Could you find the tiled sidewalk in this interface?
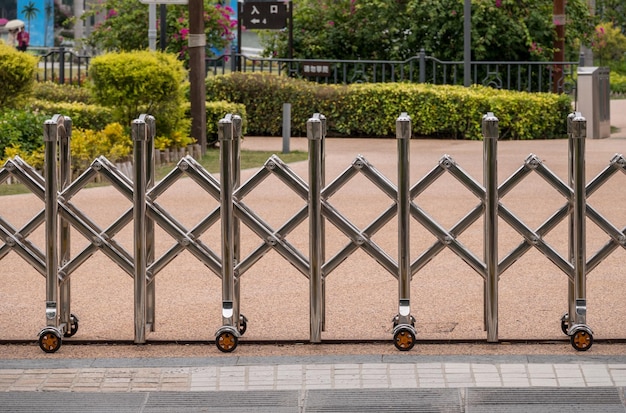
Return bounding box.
[2,358,626,392]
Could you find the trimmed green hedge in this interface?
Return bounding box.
[206,72,338,137]
[33,81,94,104]
[206,73,572,140]
[30,99,114,131]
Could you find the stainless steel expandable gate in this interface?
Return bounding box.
[1,111,625,353]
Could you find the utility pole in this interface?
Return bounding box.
[463,0,471,87]
[149,4,157,50]
[553,0,565,93]
[188,0,207,153]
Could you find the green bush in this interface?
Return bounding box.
[610,72,626,95]
[206,73,571,140]
[0,109,47,159]
[29,99,114,131]
[33,82,94,104]
[88,50,190,138]
[0,44,38,109]
[206,72,338,136]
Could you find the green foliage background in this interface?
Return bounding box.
[261,0,595,62]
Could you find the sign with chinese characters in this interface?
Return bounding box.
[303,63,331,77]
[241,1,289,30]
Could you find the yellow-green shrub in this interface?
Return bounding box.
[154,131,196,151]
[70,123,131,172]
[1,143,45,170]
[0,43,38,109]
[89,51,189,138]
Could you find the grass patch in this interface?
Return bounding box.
[0,149,308,197]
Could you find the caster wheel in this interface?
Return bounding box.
[560,313,568,335]
[38,329,62,353]
[570,330,593,351]
[393,327,416,351]
[238,314,248,336]
[64,314,79,337]
[216,330,238,353]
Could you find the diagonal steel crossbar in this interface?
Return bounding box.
[409,155,487,278]
[147,156,223,280]
[233,155,310,278]
[585,154,626,273]
[57,156,135,280]
[497,154,575,279]
[0,157,46,275]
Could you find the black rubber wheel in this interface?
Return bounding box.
[570,330,593,351]
[560,313,568,335]
[238,315,248,336]
[216,331,238,353]
[393,328,416,351]
[64,314,79,337]
[38,330,62,353]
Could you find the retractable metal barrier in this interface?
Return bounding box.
[1,111,624,353]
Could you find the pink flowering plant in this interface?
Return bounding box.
[84,0,234,59]
[165,2,235,66]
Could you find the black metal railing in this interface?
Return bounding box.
[34,47,578,94]
[36,47,90,86]
[207,49,580,94]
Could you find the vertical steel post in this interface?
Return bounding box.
[396,113,411,318]
[232,115,243,330]
[282,103,291,154]
[144,115,156,332]
[44,116,60,328]
[307,115,323,343]
[59,116,72,330]
[571,113,587,325]
[482,112,499,343]
[318,114,327,332]
[132,118,148,344]
[566,113,577,326]
[219,116,235,327]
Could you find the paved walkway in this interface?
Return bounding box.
[2,354,626,411]
[2,354,626,392]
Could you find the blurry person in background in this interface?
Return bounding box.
[16,27,29,51]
